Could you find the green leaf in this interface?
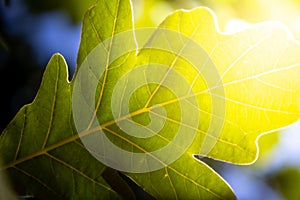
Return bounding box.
[268,167,300,200]
[158,8,300,163]
[0,54,120,199]
[74,0,235,199]
[2,0,300,199]
[76,0,134,67]
[256,132,280,166]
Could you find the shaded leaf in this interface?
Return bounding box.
[102,168,136,200]
[0,54,120,199]
[268,167,300,200]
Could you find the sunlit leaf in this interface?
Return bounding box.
[257,132,279,162]
[158,8,300,163]
[1,0,300,199]
[74,0,235,198]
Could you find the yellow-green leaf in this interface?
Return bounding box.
[2,0,300,199]
[158,8,300,163]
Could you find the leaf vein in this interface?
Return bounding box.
[42,59,60,148]
[46,153,116,193]
[14,166,61,197]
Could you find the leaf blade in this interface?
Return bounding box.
[158,8,300,163]
[72,1,236,198]
[0,54,120,199]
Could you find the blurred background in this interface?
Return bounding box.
[1,0,300,199]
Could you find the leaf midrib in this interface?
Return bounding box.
[1,90,253,171]
[1,105,226,199]
[6,49,289,171]
[143,18,203,108]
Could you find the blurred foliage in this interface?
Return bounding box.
[132,0,199,27]
[0,35,8,50]
[268,167,300,200]
[4,0,9,6]
[24,0,96,22]
[213,0,300,40]
[133,0,300,39]
[0,33,43,132]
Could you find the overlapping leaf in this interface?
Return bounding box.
[1,0,300,199]
[158,9,300,163]
[0,55,120,199]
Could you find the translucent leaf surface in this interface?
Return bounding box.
[2,0,300,199]
[158,9,300,163]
